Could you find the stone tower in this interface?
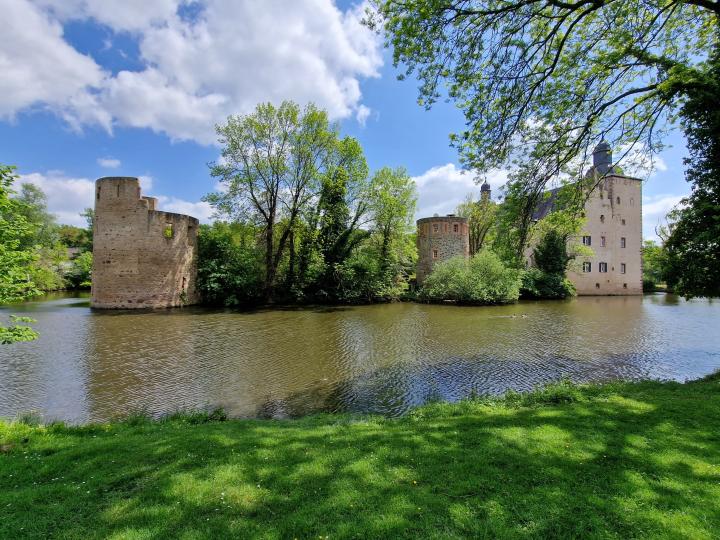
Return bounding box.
[91,177,200,309]
[416,215,469,284]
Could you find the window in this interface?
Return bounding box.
[621,219,626,225]
[599,262,608,273]
[453,223,459,233]
[600,236,606,247]
[96,186,101,200]
[432,249,438,259]
[600,214,605,223]
[616,196,621,204]
[596,283,600,289]
[583,262,591,273]
[433,223,439,233]
[621,263,626,274]
[582,235,592,246]
[621,237,626,248]
[623,283,628,289]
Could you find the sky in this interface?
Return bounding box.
[0,0,690,241]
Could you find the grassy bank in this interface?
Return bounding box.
[2,376,719,539]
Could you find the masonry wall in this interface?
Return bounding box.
[416,216,469,284]
[568,174,643,295]
[91,177,200,309]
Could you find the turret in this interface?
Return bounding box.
[592,141,613,175]
[480,180,491,201]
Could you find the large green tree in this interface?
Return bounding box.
[207,101,337,300]
[662,44,720,298]
[372,0,720,277]
[0,165,39,343]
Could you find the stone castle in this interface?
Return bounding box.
[416,143,643,295]
[91,177,200,309]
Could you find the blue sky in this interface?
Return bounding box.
[1,0,689,241]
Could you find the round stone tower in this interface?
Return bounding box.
[91,177,200,309]
[416,215,469,284]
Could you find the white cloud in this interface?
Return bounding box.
[17,170,210,226]
[642,193,686,242]
[18,171,96,226]
[97,157,121,168]
[155,196,214,223]
[3,1,382,144]
[0,0,108,127]
[412,163,507,219]
[355,104,371,127]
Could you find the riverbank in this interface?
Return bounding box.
[2,375,719,539]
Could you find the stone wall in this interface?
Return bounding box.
[416,216,469,284]
[91,177,200,309]
[567,174,643,295]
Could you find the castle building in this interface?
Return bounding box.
[416,215,469,284]
[91,177,200,309]
[415,143,643,295]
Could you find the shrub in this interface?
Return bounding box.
[521,268,576,299]
[420,250,521,305]
[643,278,658,292]
[64,251,92,288]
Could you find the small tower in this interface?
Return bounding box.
[416,215,469,284]
[480,180,491,201]
[592,141,613,175]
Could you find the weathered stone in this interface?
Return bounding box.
[416,215,469,284]
[91,177,200,309]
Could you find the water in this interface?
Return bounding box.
[1,292,718,424]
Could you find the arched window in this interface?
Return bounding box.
[616,196,621,204]
[600,214,605,223]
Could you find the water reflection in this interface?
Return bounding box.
[1,293,719,423]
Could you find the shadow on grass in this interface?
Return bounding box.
[1,377,719,539]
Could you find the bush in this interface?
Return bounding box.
[521,268,576,299]
[419,250,522,305]
[196,223,264,306]
[64,251,92,289]
[643,278,658,292]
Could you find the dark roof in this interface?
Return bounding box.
[531,187,562,221]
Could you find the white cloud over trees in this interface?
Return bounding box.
[1,0,382,144]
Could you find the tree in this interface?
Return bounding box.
[642,239,667,292]
[663,45,720,298]
[207,102,336,300]
[372,1,718,176]
[369,167,417,274]
[457,193,497,255]
[372,0,720,268]
[0,165,39,343]
[14,183,59,249]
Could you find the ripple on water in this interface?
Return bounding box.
[0,294,719,423]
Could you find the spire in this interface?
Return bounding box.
[593,141,612,175]
[480,180,491,201]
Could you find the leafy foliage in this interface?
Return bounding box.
[663,45,720,298]
[521,268,575,300]
[0,164,39,343]
[457,193,496,255]
[420,250,522,305]
[196,222,263,306]
[642,240,667,292]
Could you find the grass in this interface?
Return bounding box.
[1,375,719,539]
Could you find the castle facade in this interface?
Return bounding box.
[415,143,643,295]
[91,177,200,309]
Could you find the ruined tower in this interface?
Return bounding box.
[91,177,200,309]
[416,215,469,284]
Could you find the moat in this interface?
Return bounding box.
[1,292,719,424]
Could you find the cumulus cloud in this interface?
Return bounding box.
[17,171,211,226]
[2,1,382,144]
[355,104,371,127]
[642,193,686,242]
[0,0,108,126]
[97,157,121,168]
[412,163,507,219]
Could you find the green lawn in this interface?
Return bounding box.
[2,375,719,539]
